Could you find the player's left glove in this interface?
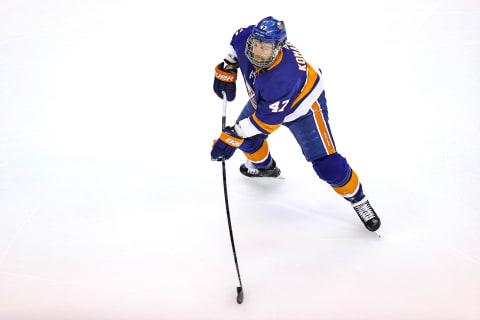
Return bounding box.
[213,63,237,101]
[211,126,244,161]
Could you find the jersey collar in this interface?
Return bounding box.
[253,50,284,73]
[266,49,283,71]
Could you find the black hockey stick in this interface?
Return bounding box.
[221,91,244,304]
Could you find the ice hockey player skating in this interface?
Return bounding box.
[211,16,381,232]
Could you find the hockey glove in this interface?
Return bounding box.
[211,126,244,161]
[213,62,237,101]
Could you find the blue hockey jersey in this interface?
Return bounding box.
[229,26,325,137]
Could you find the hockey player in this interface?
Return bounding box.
[211,17,381,232]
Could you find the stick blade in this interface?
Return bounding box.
[236,286,244,304]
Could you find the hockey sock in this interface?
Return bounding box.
[312,153,364,202]
[241,139,272,168]
[331,169,365,203]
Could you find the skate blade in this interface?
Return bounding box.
[258,175,285,179]
[241,174,285,179]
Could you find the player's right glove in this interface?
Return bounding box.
[211,126,244,161]
[213,63,237,101]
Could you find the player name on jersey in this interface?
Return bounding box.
[286,42,307,71]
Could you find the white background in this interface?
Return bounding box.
[1,0,480,319]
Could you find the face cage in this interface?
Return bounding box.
[245,35,282,69]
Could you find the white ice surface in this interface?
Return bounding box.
[1,1,480,319]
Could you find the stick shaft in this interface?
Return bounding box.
[221,91,243,289]
[222,91,227,130]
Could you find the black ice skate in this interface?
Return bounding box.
[240,159,281,178]
[351,197,381,232]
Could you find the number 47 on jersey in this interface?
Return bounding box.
[269,99,290,113]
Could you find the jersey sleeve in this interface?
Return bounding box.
[229,26,253,50]
[254,86,298,133]
[220,28,245,66]
[237,81,299,137]
[224,45,238,65]
[237,63,306,137]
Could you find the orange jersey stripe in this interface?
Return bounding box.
[244,140,269,163]
[266,50,283,71]
[291,63,318,110]
[333,170,359,196]
[312,101,335,155]
[252,112,282,133]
